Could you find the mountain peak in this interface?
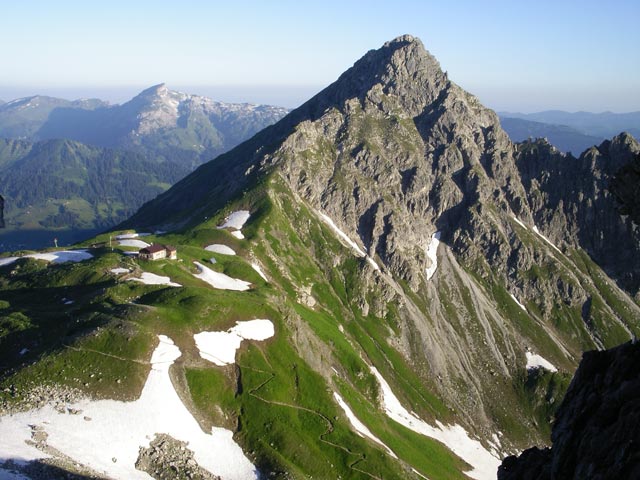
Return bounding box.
[137,83,169,98]
[383,33,420,47]
[291,35,448,122]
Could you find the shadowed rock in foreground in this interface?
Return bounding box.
[498,341,640,480]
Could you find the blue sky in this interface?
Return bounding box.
[1,0,639,111]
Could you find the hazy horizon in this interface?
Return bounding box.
[1,83,639,115]
[2,1,639,113]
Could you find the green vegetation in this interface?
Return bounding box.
[1,163,639,479]
[0,138,188,234]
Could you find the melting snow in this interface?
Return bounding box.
[317,211,366,257]
[205,244,236,255]
[0,250,93,267]
[509,293,527,312]
[366,256,381,271]
[333,392,397,459]
[0,335,258,480]
[130,272,181,287]
[511,216,528,230]
[316,210,381,269]
[218,211,250,230]
[216,211,249,239]
[251,263,268,281]
[532,226,562,254]
[0,257,18,267]
[425,232,441,280]
[194,320,275,366]
[114,233,151,240]
[526,352,558,372]
[192,262,251,291]
[118,239,150,249]
[110,268,130,275]
[370,367,500,480]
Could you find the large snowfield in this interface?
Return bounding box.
[0,335,258,480]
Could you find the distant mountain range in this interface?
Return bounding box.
[498,117,604,154]
[0,84,289,169]
[0,86,289,249]
[498,110,640,154]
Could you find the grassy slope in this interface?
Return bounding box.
[1,174,639,479]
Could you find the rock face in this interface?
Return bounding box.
[498,340,640,480]
[517,134,640,299]
[610,150,640,225]
[124,35,640,453]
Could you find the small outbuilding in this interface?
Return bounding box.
[139,244,177,261]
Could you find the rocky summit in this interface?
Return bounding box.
[1,35,639,480]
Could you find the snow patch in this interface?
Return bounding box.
[511,216,528,230]
[192,262,251,291]
[194,320,275,366]
[218,211,250,230]
[526,352,558,372]
[110,268,130,275]
[425,231,441,280]
[230,231,245,240]
[130,272,181,287]
[114,233,151,240]
[205,244,236,255]
[333,392,397,459]
[0,250,93,267]
[251,263,268,281]
[509,293,527,312]
[0,257,18,267]
[118,239,150,249]
[0,335,258,480]
[366,256,381,271]
[317,211,366,257]
[370,367,500,480]
[533,225,562,254]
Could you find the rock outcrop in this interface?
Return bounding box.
[610,150,640,225]
[499,340,640,480]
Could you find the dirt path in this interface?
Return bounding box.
[239,350,385,480]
